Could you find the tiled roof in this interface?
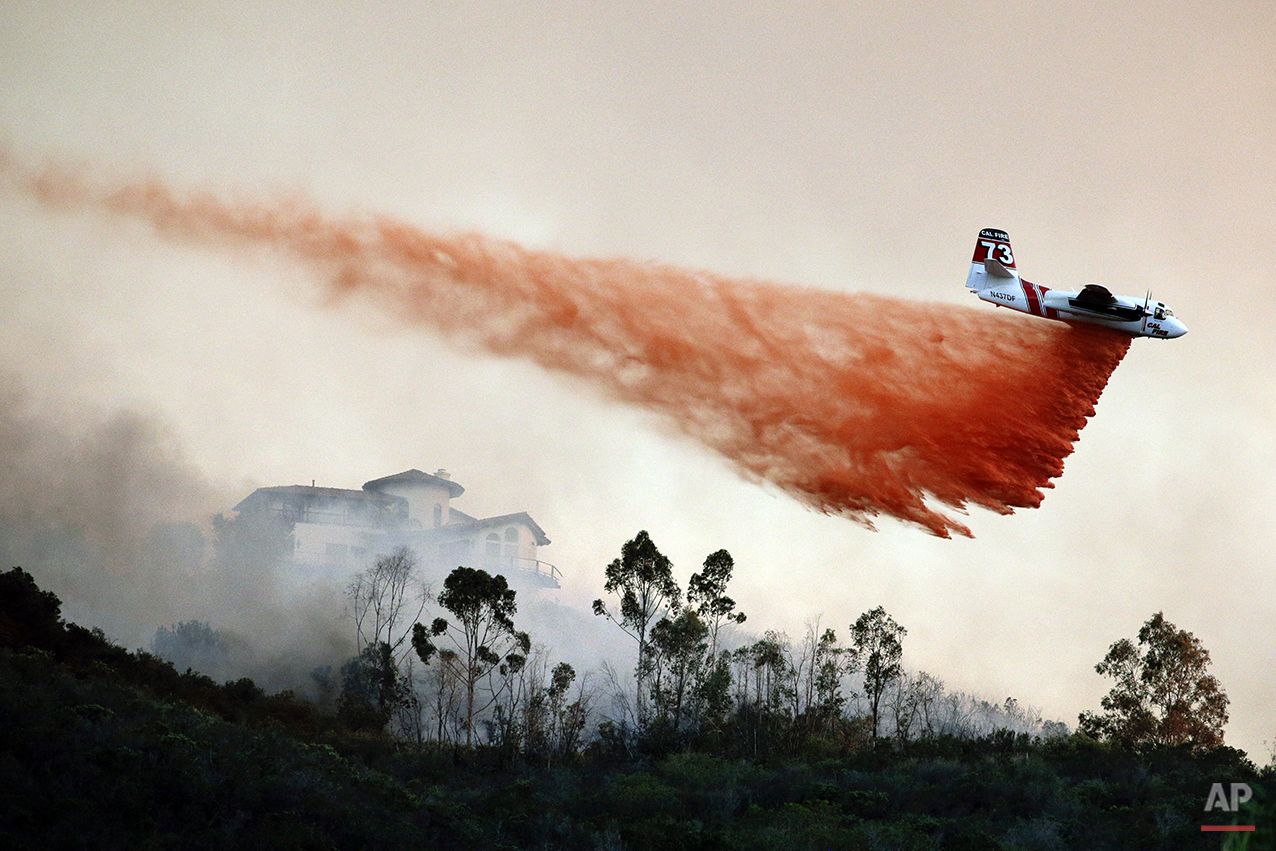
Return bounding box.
[362,468,465,498]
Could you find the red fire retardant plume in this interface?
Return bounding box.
[14,161,1130,536]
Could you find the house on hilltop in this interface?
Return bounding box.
[233,468,559,589]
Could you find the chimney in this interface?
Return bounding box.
[435,468,450,481]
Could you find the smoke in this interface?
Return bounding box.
[5,155,1130,537]
[0,375,216,646]
[0,375,354,689]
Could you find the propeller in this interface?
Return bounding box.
[1143,289,1151,316]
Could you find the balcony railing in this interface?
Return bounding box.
[481,555,562,585]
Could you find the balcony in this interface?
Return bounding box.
[480,555,562,589]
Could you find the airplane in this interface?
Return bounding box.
[966,229,1187,339]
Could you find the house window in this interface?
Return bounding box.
[504,527,519,561]
[485,533,501,561]
[433,504,443,528]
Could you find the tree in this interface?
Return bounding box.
[851,606,906,739]
[695,651,734,734]
[592,530,680,723]
[521,659,591,766]
[811,626,853,722]
[347,546,428,664]
[687,549,746,658]
[748,630,796,714]
[413,566,529,746]
[0,566,64,650]
[337,640,413,732]
[547,663,592,762]
[421,646,465,744]
[894,670,946,740]
[1078,611,1229,751]
[648,609,709,733]
[792,617,854,721]
[339,547,430,736]
[727,631,796,760]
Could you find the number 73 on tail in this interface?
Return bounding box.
[965,229,1187,338]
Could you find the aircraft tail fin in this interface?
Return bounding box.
[967,228,1018,291]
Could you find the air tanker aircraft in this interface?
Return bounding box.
[966,229,1187,339]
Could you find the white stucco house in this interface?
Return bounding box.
[232,468,559,589]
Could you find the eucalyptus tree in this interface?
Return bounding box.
[648,609,709,732]
[851,606,906,738]
[750,630,796,714]
[811,625,854,722]
[521,660,591,765]
[413,566,529,746]
[592,530,681,723]
[688,548,747,658]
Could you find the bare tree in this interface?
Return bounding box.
[937,688,977,737]
[887,672,927,741]
[422,647,465,745]
[909,671,946,738]
[598,660,638,756]
[347,546,429,663]
[795,618,853,723]
[337,549,430,733]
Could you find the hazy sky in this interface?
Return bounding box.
[2,1,1273,755]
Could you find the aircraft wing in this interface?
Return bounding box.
[984,258,1016,279]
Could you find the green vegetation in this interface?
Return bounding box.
[2,556,1271,849]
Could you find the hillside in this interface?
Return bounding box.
[0,567,1269,850]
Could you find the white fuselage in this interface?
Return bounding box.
[967,261,1187,339]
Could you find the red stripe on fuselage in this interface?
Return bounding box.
[1038,285,1058,319]
[1021,281,1042,316]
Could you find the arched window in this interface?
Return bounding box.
[485,532,501,560]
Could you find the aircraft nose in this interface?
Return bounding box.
[1168,318,1188,338]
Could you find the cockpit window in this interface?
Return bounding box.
[1154,306,1174,320]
